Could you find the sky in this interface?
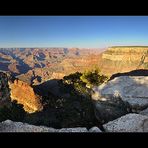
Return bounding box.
[0,16,148,48]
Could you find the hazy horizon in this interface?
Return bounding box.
[1,45,148,49]
[1,16,148,48]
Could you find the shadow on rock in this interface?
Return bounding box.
[109,69,148,81]
[25,79,101,129]
[92,95,132,124]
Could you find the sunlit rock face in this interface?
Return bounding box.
[99,46,148,76]
[9,79,43,113]
[93,76,148,111]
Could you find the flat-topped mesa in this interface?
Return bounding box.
[99,46,148,75]
[103,46,148,61]
[9,79,43,113]
[107,46,148,53]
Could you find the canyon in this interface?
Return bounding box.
[0,48,104,85]
[1,46,148,85]
[0,46,148,132]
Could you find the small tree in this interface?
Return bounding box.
[80,68,108,88]
[63,72,82,85]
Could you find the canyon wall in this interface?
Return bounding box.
[99,46,148,76]
[50,54,102,79]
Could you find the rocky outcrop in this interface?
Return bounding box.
[0,72,11,107]
[99,46,148,76]
[0,120,102,132]
[0,120,57,132]
[92,76,148,112]
[103,113,148,132]
[9,79,43,113]
[92,95,131,124]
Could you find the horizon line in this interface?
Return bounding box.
[0,47,107,49]
[1,45,148,48]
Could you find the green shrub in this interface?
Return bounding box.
[80,68,108,88]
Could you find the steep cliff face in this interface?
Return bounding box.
[9,79,43,113]
[99,46,148,76]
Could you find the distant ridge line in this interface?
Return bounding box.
[110,46,148,48]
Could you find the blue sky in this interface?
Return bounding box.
[0,16,148,48]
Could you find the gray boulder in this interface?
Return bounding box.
[93,76,148,111]
[0,120,57,132]
[0,120,89,132]
[103,113,148,132]
[92,92,131,124]
[139,107,148,116]
[89,126,102,132]
[58,127,88,132]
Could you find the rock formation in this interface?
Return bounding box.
[0,120,102,132]
[92,75,148,112]
[103,113,148,132]
[9,79,43,113]
[99,46,148,76]
[92,95,131,124]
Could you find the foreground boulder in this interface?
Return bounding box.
[139,107,148,116]
[58,127,88,132]
[0,120,102,132]
[93,76,148,111]
[0,120,55,132]
[103,113,148,132]
[92,95,131,124]
[92,87,131,124]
